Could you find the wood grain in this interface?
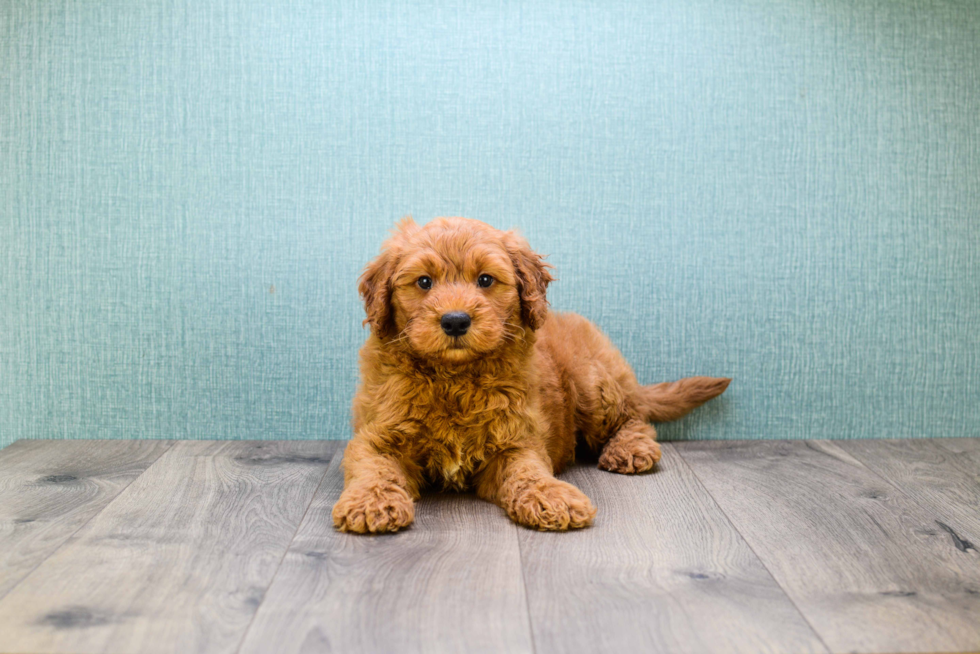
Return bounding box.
[518,444,827,654]
[839,439,980,555]
[933,437,980,472]
[0,440,341,654]
[3,438,979,654]
[677,440,980,654]
[238,450,535,654]
[0,439,174,601]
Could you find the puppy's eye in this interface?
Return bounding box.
[477,274,494,288]
[417,276,432,290]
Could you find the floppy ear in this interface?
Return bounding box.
[504,232,555,331]
[358,250,395,339]
[358,217,418,339]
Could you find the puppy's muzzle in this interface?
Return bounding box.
[440,312,471,337]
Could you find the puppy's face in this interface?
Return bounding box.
[359,217,554,364]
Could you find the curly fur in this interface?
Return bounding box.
[333,217,730,533]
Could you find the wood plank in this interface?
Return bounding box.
[677,440,980,654]
[238,449,534,654]
[0,439,174,600]
[0,439,342,654]
[933,437,980,472]
[518,444,827,654]
[838,439,980,556]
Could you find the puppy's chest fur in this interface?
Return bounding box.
[407,374,529,490]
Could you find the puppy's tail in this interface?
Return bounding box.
[635,377,731,423]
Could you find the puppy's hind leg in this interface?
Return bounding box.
[574,364,661,474]
[598,419,662,474]
[597,376,730,475]
[574,363,662,474]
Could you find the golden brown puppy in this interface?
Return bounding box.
[333,217,730,533]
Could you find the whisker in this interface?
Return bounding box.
[385,321,413,345]
[501,323,527,342]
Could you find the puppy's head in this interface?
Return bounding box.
[359,217,554,363]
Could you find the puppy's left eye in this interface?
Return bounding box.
[477,274,494,288]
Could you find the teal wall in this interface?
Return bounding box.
[2,0,979,449]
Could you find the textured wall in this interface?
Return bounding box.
[2,0,979,449]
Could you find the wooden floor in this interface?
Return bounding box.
[0,439,978,654]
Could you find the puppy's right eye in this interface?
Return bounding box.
[417,276,432,290]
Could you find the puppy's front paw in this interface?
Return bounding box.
[333,483,414,534]
[509,479,596,531]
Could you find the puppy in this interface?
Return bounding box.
[333,217,730,533]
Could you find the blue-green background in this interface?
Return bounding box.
[2,0,979,449]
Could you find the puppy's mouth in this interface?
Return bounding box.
[439,335,482,362]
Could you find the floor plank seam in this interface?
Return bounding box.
[4,439,976,654]
[672,444,834,654]
[0,439,177,605]
[232,447,341,654]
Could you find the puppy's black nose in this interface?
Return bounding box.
[441,312,471,337]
